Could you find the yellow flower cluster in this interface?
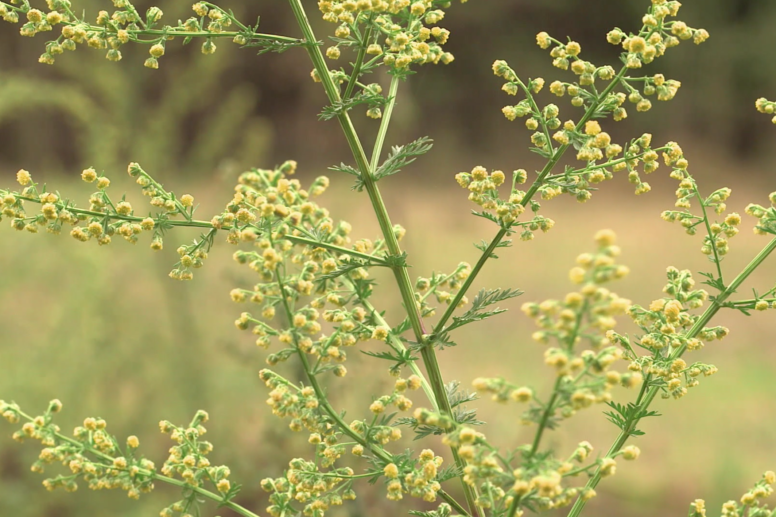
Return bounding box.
[158,410,234,504]
[454,165,557,238]
[367,375,422,414]
[471,378,533,404]
[259,370,326,434]
[0,0,269,67]
[615,267,722,400]
[224,162,399,374]
[382,449,444,502]
[756,97,776,124]
[348,417,402,446]
[1,399,163,501]
[493,52,684,198]
[317,0,459,70]
[606,1,708,69]
[414,261,472,317]
[515,232,642,425]
[262,471,356,517]
[262,458,356,515]
[504,440,603,510]
[690,471,776,517]
[745,191,776,237]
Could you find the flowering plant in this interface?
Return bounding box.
[2,0,776,516]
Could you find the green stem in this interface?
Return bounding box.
[527,300,588,459]
[528,380,561,457]
[285,1,479,513]
[10,193,386,264]
[345,280,439,410]
[513,76,554,157]
[723,297,776,309]
[565,236,776,517]
[343,19,374,101]
[558,146,670,178]
[694,188,725,283]
[370,75,400,171]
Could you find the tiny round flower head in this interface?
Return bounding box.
[565,41,581,56]
[149,43,165,58]
[502,106,518,121]
[599,457,617,476]
[584,120,601,136]
[693,29,710,44]
[202,40,216,54]
[471,165,488,181]
[106,49,122,62]
[81,168,97,182]
[536,31,551,49]
[384,463,399,478]
[16,169,32,186]
[326,46,341,59]
[217,479,231,493]
[606,29,624,45]
[140,218,155,231]
[127,435,140,448]
[116,201,132,215]
[48,399,63,413]
[621,445,640,460]
[27,9,44,22]
[371,326,389,341]
[510,387,532,402]
[407,375,423,390]
[97,177,111,189]
[636,99,652,112]
[594,229,616,246]
[192,2,209,16]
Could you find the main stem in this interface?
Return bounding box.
[286,2,478,514]
[565,236,776,517]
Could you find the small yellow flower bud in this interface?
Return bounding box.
[536,31,551,49]
[621,445,640,460]
[384,463,399,478]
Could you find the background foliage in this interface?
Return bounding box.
[1,0,775,516]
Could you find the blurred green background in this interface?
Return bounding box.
[1,0,776,516]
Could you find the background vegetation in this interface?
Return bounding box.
[1,0,775,516]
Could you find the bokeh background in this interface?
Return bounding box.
[1,0,776,516]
